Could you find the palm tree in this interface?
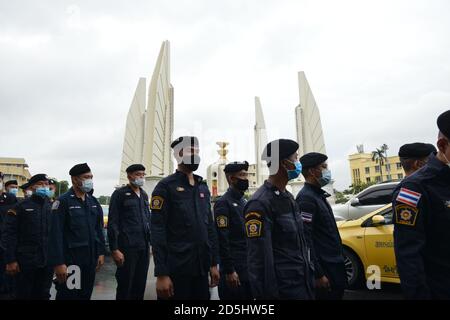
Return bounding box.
[372,144,389,182]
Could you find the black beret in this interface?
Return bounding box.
[262,139,299,163]
[171,136,199,149]
[48,179,56,185]
[300,152,328,169]
[5,180,18,187]
[126,164,146,173]
[28,174,49,186]
[224,161,249,174]
[20,182,30,190]
[437,110,450,138]
[398,143,436,158]
[69,163,91,176]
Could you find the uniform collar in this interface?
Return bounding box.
[227,187,244,200]
[30,193,46,204]
[263,180,291,197]
[427,152,449,172]
[304,182,330,198]
[175,170,204,185]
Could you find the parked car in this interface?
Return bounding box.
[337,204,398,288]
[332,181,400,221]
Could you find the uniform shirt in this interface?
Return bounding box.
[244,181,314,300]
[48,188,106,267]
[2,194,51,268]
[213,187,248,280]
[393,153,450,299]
[150,170,219,277]
[296,183,345,280]
[107,185,151,251]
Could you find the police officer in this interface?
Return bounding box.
[48,163,106,300]
[214,161,252,300]
[393,110,450,299]
[0,175,18,298]
[2,174,53,300]
[20,182,32,199]
[244,139,314,300]
[108,164,151,300]
[296,152,347,300]
[398,143,437,178]
[48,179,57,202]
[151,136,220,300]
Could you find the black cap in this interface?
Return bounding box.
[126,164,146,173]
[20,182,30,190]
[437,110,450,138]
[300,152,328,169]
[171,136,199,149]
[262,139,299,163]
[5,180,18,187]
[398,143,437,158]
[28,174,49,186]
[224,161,249,174]
[69,163,91,176]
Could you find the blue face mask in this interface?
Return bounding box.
[48,189,55,198]
[8,188,18,196]
[35,187,50,198]
[318,169,332,187]
[286,161,302,180]
[80,179,93,193]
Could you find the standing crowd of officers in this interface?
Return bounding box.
[0,110,449,300]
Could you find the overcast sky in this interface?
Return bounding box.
[1,0,449,196]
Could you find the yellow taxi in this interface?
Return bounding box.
[337,203,399,287]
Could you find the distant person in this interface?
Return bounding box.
[48,179,57,202]
[20,182,32,199]
[108,164,151,300]
[393,110,450,299]
[244,139,314,299]
[398,143,437,178]
[214,161,252,300]
[48,163,106,300]
[296,153,347,300]
[2,174,53,299]
[151,136,220,300]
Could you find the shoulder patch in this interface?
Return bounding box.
[245,219,262,238]
[395,204,419,226]
[150,196,164,210]
[51,200,60,211]
[7,209,17,216]
[301,212,313,223]
[396,188,422,208]
[216,215,228,228]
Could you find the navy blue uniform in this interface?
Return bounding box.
[48,188,106,300]
[244,181,314,300]
[2,195,53,299]
[108,185,151,300]
[150,171,219,300]
[296,183,347,300]
[393,154,450,299]
[0,192,17,296]
[214,188,252,300]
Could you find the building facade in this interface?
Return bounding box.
[349,152,404,186]
[0,157,32,197]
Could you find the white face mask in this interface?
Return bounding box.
[25,190,33,197]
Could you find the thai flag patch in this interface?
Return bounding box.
[301,212,313,223]
[396,188,422,208]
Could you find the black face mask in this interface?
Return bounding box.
[181,155,201,172]
[234,178,249,192]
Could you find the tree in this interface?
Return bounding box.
[55,180,69,197]
[98,196,111,205]
[372,144,389,183]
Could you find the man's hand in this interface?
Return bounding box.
[226,271,241,288]
[315,275,331,290]
[112,250,125,267]
[54,264,68,284]
[96,255,105,272]
[156,276,174,299]
[209,266,220,288]
[6,262,20,276]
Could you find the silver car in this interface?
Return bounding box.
[332,182,399,221]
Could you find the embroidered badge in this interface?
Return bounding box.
[51,200,60,211]
[216,215,228,228]
[176,187,185,192]
[245,211,261,219]
[245,219,262,238]
[7,209,17,216]
[301,212,313,223]
[396,188,422,208]
[150,196,164,210]
[395,204,419,226]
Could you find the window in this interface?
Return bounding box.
[375,176,381,183]
[359,188,394,206]
[375,166,380,173]
[396,163,402,169]
[366,177,371,183]
[365,167,370,174]
[385,164,391,171]
[398,173,404,179]
[386,174,392,181]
